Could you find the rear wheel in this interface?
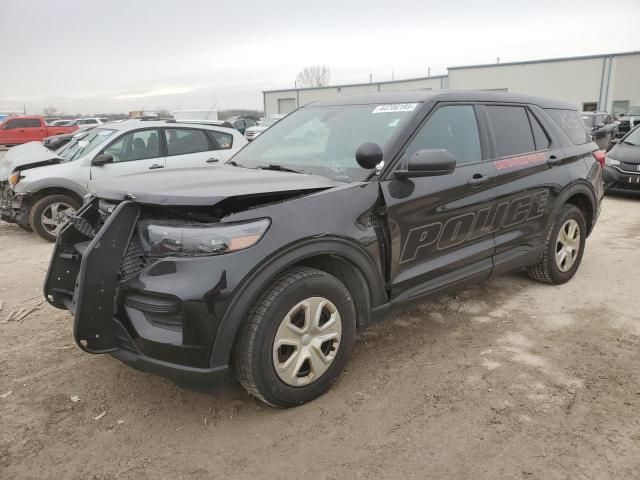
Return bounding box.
[232,266,356,407]
[29,194,80,242]
[527,204,586,284]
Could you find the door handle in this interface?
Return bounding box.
[148,164,164,170]
[467,173,489,186]
[547,154,561,165]
[206,157,220,163]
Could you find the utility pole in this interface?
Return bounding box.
[427,67,431,78]
[369,73,372,84]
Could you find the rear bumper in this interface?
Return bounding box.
[603,165,640,195]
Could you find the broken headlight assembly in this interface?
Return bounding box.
[139,218,270,257]
[8,171,21,187]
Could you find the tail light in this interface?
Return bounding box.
[593,150,605,168]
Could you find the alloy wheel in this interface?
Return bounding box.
[555,218,580,272]
[40,201,75,237]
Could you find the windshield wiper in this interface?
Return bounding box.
[622,141,637,146]
[257,164,303,174]
[226,160,244,167]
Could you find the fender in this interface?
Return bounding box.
[17,177,87,200]
[209,236,387,367]
[546,180,597,234]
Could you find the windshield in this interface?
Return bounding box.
[622,127,640,146]
[231,103,419,181]
[626,107,640,116]
[259,118,279,127]
[58,128,116,161]
[581,115,596,127]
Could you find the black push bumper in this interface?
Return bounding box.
[44,199,230,386]
[603,165,640,195]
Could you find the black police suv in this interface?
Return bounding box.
[45,91,603,407]
[602,124,640,194]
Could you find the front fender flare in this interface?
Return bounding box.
[209,237,387,367]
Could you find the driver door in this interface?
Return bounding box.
[381,103,499,302]
[90,128,165,181]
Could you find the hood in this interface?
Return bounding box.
[0,141,62,181]
[609,142,640,164]
[90,165,344,206]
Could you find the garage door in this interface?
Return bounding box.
[278,98,296,114]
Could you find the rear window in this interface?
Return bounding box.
[545,109,590,145]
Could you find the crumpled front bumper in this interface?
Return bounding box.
[0,182,29,227]
[44,199,229,386]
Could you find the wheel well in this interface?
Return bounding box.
[27,188,83,207]
[564,193,594,235]
[297,255,373,328]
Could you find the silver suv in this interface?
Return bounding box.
[0,120,247,241]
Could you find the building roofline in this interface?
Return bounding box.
[448,50,640,70]
[262,74,447,94]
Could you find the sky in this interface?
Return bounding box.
[1,0,639,115]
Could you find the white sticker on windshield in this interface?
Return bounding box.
[372,103,418,114]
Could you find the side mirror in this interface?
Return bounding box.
[395,149,456,179]
[597,123,606,129]
[92,154,113,166]
[355,142,383,169]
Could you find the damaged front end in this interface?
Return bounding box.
[43,195,285,384]
[0,181,30,227]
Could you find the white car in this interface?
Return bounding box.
[0,120,247,241]
[71,117,109,127]
[244,116,283,141]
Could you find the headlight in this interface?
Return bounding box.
[8,171,20,187]
[139,218,270,257]
[604,156,620,166]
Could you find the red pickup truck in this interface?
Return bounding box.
[0,116,78,146]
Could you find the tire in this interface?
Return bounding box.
[232,266,356,407]
[29,194,81,242]
[527,204,586,284]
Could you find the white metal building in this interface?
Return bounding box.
[263,51,639,117]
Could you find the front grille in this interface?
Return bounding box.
[619,162,640,173]
[119,232,151,278]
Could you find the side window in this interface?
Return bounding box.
[527,110,550,150]
[401,105,482,166]
[206,130,234,150]
[486,106,535,157]
[23,119,41,128]
[545,109,590,145]
[4,119,21,129]
[164,128,210,156]
[104,129,160,162]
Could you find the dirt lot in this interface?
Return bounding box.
[1,148,639,479]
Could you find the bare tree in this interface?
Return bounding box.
[42,106,58,117]
[296,65,331,88]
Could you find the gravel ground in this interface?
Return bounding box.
[1,149,639,479]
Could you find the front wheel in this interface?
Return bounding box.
[29,194,80,242]
[232,267,356,407]
[527,204,586,284]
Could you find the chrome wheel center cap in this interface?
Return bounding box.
[301,334,311,346]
